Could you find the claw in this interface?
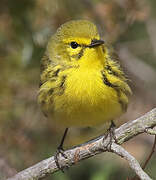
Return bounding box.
[54,146,68,172]
[54,128,69,172]
[103,120,117,150]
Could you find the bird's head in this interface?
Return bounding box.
[47,20,106,66]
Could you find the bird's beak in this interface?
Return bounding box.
[87,39,104,48]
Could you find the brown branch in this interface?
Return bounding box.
[7,108,156,180]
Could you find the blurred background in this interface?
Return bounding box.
[0,0,156,179]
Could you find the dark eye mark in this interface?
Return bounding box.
[70,42,79,49]
[71,47,85,60]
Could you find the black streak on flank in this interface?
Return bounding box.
[47,72,66,96]
[39,68,61,88]
[105,64,123,80]
[60,76,66,88]
[101,71,118,88]
[101,71,127,112]
[105,65,118,76]
[53,68,61,77]
[48,88,54,95]
[57,75,67,96]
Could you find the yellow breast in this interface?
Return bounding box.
[53,66,123,127]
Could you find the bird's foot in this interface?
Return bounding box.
[54,146,68,172]
[103,121,117,151]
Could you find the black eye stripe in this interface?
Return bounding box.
[70,42,79,49]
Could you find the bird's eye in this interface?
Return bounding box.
[70,42,79,49]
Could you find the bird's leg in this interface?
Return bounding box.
[109,120,117,141]
[103,120,117,150]
[54,128,69,172]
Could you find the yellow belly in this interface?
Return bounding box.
[52,68,122,127]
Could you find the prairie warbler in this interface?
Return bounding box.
[38,20,131,164]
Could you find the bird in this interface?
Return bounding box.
[38,20,132,169]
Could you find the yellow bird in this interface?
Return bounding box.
[38,20,131,166]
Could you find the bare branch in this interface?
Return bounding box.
[129,135,156,180]
[142,135,156,170]
[111,143,152,180]
[145,127,156,135]
[7,108,156,180]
